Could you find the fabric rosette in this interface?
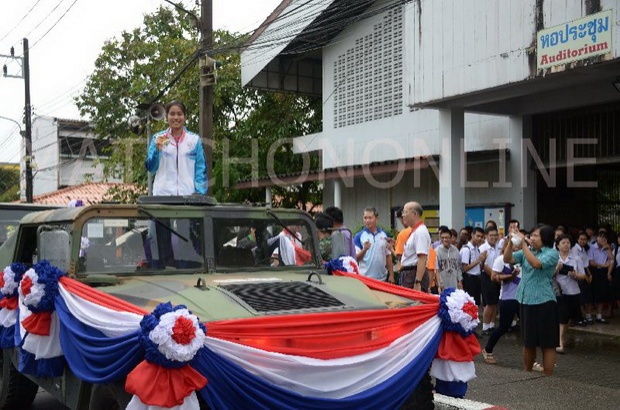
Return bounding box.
[438,288,479,336]
[19,260,65,336]
[17,260,66,377]
[0,262,28,347]
[324,256,360,275]
[431,288,481,398]
[126,302,208,409]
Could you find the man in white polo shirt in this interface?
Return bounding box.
[354,207,394,283]
[460,226,488,307]
[400,201,431,292]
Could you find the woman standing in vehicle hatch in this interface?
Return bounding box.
[146,101,207,196]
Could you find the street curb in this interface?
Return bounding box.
[434,393,506,410]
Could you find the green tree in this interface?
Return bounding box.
[76,5,322,207]
[0,164,20,202]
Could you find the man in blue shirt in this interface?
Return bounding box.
[354,207,394,283]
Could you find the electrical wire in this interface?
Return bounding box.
[7,0,407,146]
[0,0,44,43]
[18,0,70,45]
[29,0,80,50]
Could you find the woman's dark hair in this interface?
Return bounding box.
[535,224,555,248]
[165,100,187,116]
[555,234,573,247]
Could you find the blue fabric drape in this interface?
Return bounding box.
[194,330,443,410]
[435,379,468,398]
[18,350,65,378]
[0,326,14,348]
[55,295,143,383]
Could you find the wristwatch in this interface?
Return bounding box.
[414,279,422,285]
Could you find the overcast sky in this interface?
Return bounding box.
[0,0,281,163]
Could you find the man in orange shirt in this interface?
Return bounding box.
[394,209,411,275]
[427,245,438,293]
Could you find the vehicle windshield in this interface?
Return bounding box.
[76,213,317,274]
[213,216,317,270]
[78,217,204,274]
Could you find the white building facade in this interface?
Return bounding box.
[242,0,620,234]
[21,116,116,200]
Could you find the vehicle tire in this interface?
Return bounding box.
[0,349,39,409]
[88,382,132,410]
[400,369,434,410]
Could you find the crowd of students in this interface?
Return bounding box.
[427,220,620,375]
[311,205,620,375]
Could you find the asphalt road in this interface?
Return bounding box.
[462,325,620,409]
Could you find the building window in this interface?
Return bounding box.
[60,137,111,159]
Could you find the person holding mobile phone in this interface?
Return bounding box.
[504,224,559,376]
[554,234,587,354]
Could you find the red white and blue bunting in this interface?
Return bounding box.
[0,260,481,409]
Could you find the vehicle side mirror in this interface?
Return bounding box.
[38,228,71,273]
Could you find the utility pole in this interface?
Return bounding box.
[200,0,214,187]
[1,38,33,202]
[23,39,33,203]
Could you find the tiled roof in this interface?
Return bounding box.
[32,182,139,206]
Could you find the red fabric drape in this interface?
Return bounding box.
[125,361,207,407]
[59,277,148,315]
[207,270,442,359]
[332,270,440,304]
[0,296,18,310]
[209,306,440,359]
[436,332,481,361]
[22,311,52,335]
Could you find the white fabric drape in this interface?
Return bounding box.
[206,316,442,399]
[430,358,476,382]
[59,284,143,337]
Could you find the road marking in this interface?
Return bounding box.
[434,394,507,410]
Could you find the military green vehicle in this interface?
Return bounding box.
[0,203,60,247]
[0,197,438,409]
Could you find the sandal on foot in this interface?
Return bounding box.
[532,362,544,372]
[482,349,497,364]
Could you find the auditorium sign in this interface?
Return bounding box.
[537,10,612,70]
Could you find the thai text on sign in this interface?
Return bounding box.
[537,10,612,69]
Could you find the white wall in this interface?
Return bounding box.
[31,116,59,196]
[60,159,106,187]
[407,0,620,105]
[293,0,510,168]
[29,116,114,197]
